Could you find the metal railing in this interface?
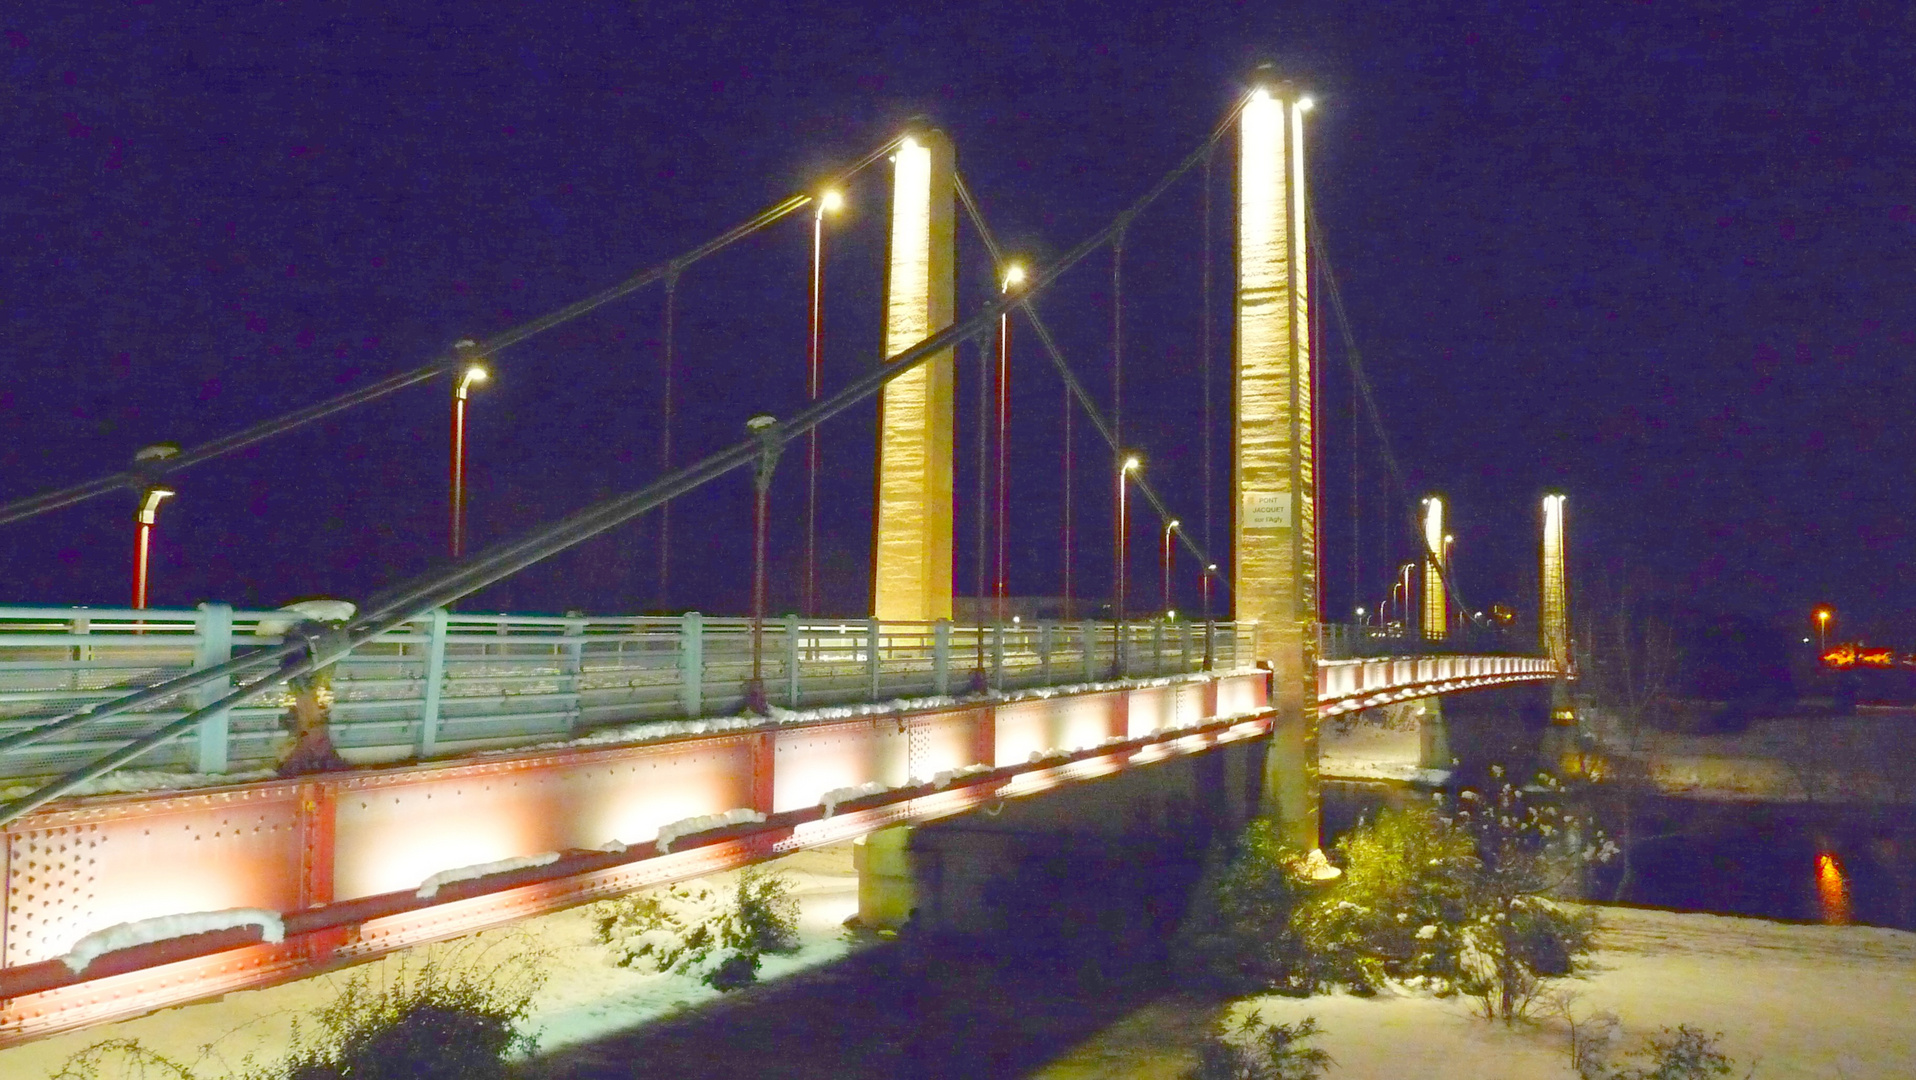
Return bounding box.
[1317,621,1541,661]
[0,606,1256,784]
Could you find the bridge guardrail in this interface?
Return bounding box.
[0,606,1256,784]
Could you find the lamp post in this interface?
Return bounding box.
[1201,561,1217,670]
[1816,607,1832,654]
[129,442,180,612]
[804,189,844,617]
[131,486,175,610]
[1115,455,1140,674]
[450,350,489,560]
[1161,518,1179,617]
[995,263,1024,626]
[1442,533,1455,629]
[745,414,783,715]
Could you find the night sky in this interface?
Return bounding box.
[4,2,1911,645]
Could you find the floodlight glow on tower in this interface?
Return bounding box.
[1541,494,1569,667]
[1422,496,1447,641]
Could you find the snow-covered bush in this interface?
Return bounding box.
[1577,1024,1747,1080]
[50,942,545,1080]
[730,867,801,956]
[591,881,728,972]
[1177,769,1606,1010]
[1187,1013,1333,1080]
[590,869,800,991]
[1174,820,1322,994]
[1448,770,1604,1022]
[264,942,545,1080]
[1295,804,1475,991]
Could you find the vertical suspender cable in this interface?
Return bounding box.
[658,272,678,610]
[1062,359,1074,620]
[1200,147,1215,567]
[975,338,990,672]
[1111,226,1126,616]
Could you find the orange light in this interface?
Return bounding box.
[1816,851,1850,924]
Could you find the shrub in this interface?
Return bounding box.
[47,1039,200,1080]
[267,944,545,1080]
[1448,770,1605,1022]
[1574,1023,1747,1080]
[1187,1014,1333,1080]
[728,868,800,955]
[1175,769,1607,1012]
[590,868,801,992]
[1295,805,1475,991]
[50,942,547,1080]
[591,881,727,972]
[702,950,763,992]
[1174,820,1321,994]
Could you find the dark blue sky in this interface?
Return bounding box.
[3,2,1911,641]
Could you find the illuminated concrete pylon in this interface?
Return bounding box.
[873,131,956,621]
[1422,496,1447,642]
[1541,493,1576,725]
[1235,87,1319,851]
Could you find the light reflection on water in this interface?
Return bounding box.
[1816,850,1851,924]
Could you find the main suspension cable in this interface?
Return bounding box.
[0,136,906,531]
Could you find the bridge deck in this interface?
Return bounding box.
[0,605,1557,1045]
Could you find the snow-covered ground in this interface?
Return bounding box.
[1318,702,1447,785]
[1037,905,1916,1079]
[0,843,863,1079]
[1586,708,1916,804]
[6,845,1912,1079]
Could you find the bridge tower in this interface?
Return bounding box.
[1234,86,1319,851]
[1541,493,1575,724]
[1422,495,1448,642]
[873,131,957,622]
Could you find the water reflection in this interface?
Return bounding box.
[1816,850,1851,924]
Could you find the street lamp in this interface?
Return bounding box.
[450,346,489,560]
[1201,561,1218,670]
[1442,533,1455,629]
[131,486,175,610]
[745,413,783,715]
[1161,519,1180,617]
[1816,607,1832,654]
[1115,455,1141,673]
[995,262,1025,626]
[804,189,845,617]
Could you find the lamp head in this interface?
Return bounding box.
[1123,456,1141,473]
[1001,263,1026,291]
[819,189,845,213]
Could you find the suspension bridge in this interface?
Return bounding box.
[0,86,1573,1043]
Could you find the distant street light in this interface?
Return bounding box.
[1161,519,1180,617]
[1115,456,1141,674]
[131,486,175,611]
[1201,561,1218,670]
[804,189,845,617]
[450,344,489,560]
[995,262,1024,627]
[130,442,179,611]
[1816,607,1833,654]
